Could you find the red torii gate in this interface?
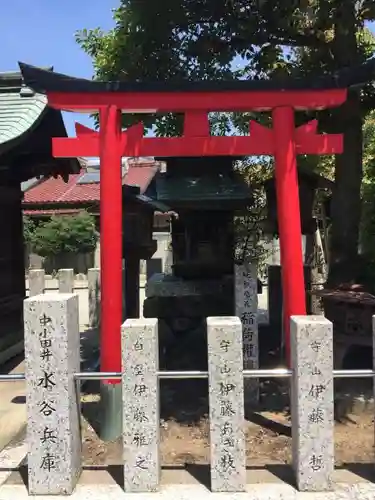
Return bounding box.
[20,62,357,380]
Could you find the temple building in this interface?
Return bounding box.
[22,158,171,270]
[0,68,79,360]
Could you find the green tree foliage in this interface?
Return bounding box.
[23,216,35,245]
[30,212,98,257]
[360,110,375,255]
[76,0,375,282]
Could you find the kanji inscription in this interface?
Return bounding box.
[207,317,246,492]
[24,293,81,495]
[122,318,160,492]
[290,316,334,492]
[234,263,259,405]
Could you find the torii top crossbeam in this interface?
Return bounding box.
[18,59,375,377]
[19,58,375,113]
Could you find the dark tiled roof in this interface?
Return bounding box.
[155,171,252,202]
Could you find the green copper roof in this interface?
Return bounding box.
[155,172,252,203]
[0,70,49,153]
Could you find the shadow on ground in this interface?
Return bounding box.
[9,463,375,491]
[0,353,24,375]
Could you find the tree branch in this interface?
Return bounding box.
[181,19,327,48]
[231,31,327,49]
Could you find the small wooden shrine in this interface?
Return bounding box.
[144,156,253,369]
[154,156,252,279]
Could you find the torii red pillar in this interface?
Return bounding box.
[99,105,123,381]
[273,107,306,362]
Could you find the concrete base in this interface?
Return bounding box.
[1,480,375,500]
[0,360,26,451]
[99,382,123,442]
[1,440,375,500]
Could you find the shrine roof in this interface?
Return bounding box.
[23,163,161,211]
[0,69,48,151]
[19,59,375,95]
[155,171,252,205]
[0,68,79,177]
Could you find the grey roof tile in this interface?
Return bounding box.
[0,69,48,147]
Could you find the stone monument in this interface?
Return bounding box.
[58,269,74,293]
[29,269,45,297]
[24,293,82,495]
[122,318,160,492]
[234,261,259,406]
[290,315,334,491]
[88,268,100,327]
[207,316,246,492]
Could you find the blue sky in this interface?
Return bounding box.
[1,2,374,138]
[1,0,118,135]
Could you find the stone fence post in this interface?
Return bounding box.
[58,269,74,293]
[24,293,82,495]
[88,268,100,327]
[122,318,160,492]
[29,269,45,297]
[291,315,334,492]
[207,316,246,492]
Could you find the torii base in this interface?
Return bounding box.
[99,382,123,442]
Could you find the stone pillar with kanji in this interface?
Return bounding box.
[291,315,334,492]
[24,293,81,495]
[207,316,246,492]
[234,262,259,407]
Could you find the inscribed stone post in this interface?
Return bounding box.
[29,269,45,297]
[207,316,246,492]
[234,262,259,405]
[290,315,334,492]
[122,318,160,492]
[88,268,100,327]
[24,293,81,495]
[58,269,74,294]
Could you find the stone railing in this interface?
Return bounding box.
[21,291,355,496]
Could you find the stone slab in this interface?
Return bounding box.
[291,315,334,492]
[122,318,160,492]
[145,273,232,298]
[234,263,259,405]
[143,295,233,318]
[29,269,45,297]
[24,293,82,495]
[58,269,74,294]
[207,316,246,493]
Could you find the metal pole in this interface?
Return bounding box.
[333,369,375,378]
[0,373,26,381]
[1,369,375,382]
